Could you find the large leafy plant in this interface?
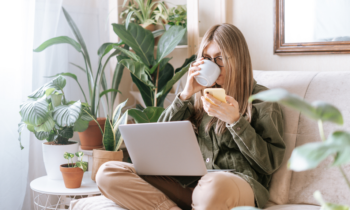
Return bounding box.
[120,0,167,28]
[154,4,187,28]
[232,89,350,210]
[18,76,93,149]
[33,7,126,119]
[112,22,195,122]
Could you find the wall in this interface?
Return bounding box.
[228,0,350,71]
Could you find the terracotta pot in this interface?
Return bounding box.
[140,24,155,31]
[91,149,123,181]
[60,164,84,189]
[78,118,106,150]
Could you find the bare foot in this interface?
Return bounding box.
[169,206,182,210]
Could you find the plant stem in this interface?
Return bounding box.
[339,166,350,190]
[77,82,88,103]
[60,89,67,104]
[154,66,160,107]
[83,109,104,135]
[318,120,326,141]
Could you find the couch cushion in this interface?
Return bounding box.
[70,195,127,210]
[253,70,318,205]
[265,204,320,210]
[289,71,350,205]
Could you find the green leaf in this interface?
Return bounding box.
[18,122,26,149]
[156,62,191,98]
[312,101,343,125]
[157,25,186,62]
[34,131,50,140]
[47,130,58,142]
[75,151,84,158]
[114,111,128,151]
[249,89,319,120]
[152,29,165,38]
[62,7,92,75]
[98,42,115,57]
[53,101,82,127]
[80,107,93,121]
[45,88,56,96]
[119,59,155,88]
[46,72,87,103]
[33,36,81,52]
[111,55,127,108]
[113,45,143,63]
[73,118,89,132]
[314,191,350,210]
[131,73,153,107]
[59,127,74,139]
[112,23,154,66]
[35,115,55,132]
[157,63,174,107]
[51,93,63,108]
[64,152,70,159]
[103,117,115,151]
[20,97,50,126]
[112,99,128,127]
[158,57,173,73]
[175,54,196,74]
[75,161,88,172]
[125,10,135,30]
[128,107,165,123]
[288,141,331,171]
[288,131,350,171]
[99,89,121,99]
[69,62,86,73]
[29,76,66,98]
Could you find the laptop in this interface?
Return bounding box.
[119,121,234,176]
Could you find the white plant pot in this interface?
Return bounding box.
[42,141,79,180]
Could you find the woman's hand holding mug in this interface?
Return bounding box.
[179,57,206,101]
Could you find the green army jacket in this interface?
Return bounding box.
[157,80,285,208]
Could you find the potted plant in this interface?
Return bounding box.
[60,151,88,188]
[112,23,195,123]
[155,4,187,45]
[91,100,129,181]
[18,75,91,179]
[33,7,127,150]
[120,0,167,31]
[232,89,350,210]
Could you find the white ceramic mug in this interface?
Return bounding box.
[194,59,221,87]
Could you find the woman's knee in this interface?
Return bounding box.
[195,172,237,194]
[96,161,135,191]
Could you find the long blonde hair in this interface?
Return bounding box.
[189,23,254,135]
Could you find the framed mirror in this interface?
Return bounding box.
[275,0,350,54]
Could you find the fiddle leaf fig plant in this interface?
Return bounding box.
[112,23,195,108]
[18,76,91,149]
[33,7,126,119]
[231,88,350,210]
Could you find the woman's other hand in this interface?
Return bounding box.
[180,57,206,101]
[201,93,240,124]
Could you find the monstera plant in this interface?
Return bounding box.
[112,22,195,123]
[231,89,350,210]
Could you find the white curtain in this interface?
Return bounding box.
[0,1,111,209]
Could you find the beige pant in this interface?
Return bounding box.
[96,161,255,210]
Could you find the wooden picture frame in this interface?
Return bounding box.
[274,0,350,55]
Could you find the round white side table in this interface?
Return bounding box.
[30,172,101,210]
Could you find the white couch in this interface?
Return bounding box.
[71,70,350,210]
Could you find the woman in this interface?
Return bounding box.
[96,23,285,210]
